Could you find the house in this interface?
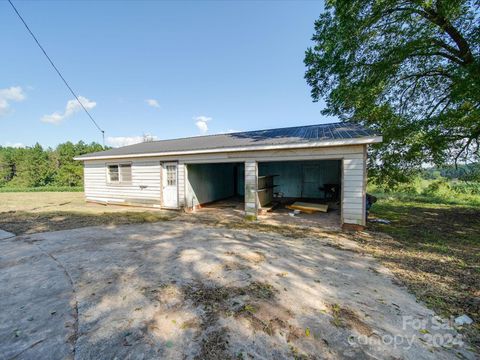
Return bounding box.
[74,122,382,229]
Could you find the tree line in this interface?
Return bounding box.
[0,142,104,188]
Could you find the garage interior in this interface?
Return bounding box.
[185,162,245,210]
[186,160,342,228]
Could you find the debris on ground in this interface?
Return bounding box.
[368,218,391,224]
[286,202,328,213]
[455,315,474,326]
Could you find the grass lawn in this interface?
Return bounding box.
[0,192,175,235]
[356,194,480,350]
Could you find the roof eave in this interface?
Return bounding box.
[74,135,383,161]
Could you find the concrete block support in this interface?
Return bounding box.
[244,160,258,220]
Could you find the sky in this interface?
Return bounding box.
[0,0,335,148]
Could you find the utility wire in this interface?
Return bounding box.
[8,0,106,146]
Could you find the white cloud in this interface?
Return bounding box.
[0,86,26,116]
[194,115,212,134]
[145,99,160,108]
[0,87,25,101]
[42,96,96,124]
[2,142,25,148]
[106,133,158,148]
[41,112,64,124]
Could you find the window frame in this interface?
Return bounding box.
[165,164,177,187]
[106,162,132,185]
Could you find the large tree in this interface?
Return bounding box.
[305,0,479,185]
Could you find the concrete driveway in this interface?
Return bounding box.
[0,222,474,359]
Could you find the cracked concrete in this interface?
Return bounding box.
[0,221,475,359]
[0,229,15,240]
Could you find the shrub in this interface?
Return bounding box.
[421,179,451,196]
[450,182,480,195]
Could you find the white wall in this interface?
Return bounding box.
[185,163,237,208]
[342,147,367,226]
[83,160,161,206]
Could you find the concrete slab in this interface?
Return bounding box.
[0,229,15,240]
[0,222,475,359]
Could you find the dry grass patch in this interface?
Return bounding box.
[175,280,311,359]
[328,303,374,336]
[0,192,176,235]
[0,210,174,235]
[354,198,480,350]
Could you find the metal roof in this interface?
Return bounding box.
[75,122,379,160]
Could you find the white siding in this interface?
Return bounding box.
[177,162,186,208]
[83,160,161,206]
[341,148,367,226]
[244,160,258,219]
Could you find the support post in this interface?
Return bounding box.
[177,162,185,209]
[341,148,367,229]
[244,160,258,220]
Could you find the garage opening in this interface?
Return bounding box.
[185,162,245,210]
[257,160,342,228]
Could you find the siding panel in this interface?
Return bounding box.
[84,160,161,205]
[341,146,366,226]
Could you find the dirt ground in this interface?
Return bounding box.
[0,192,341,235]
[196,197,342,230]
[0,192,175,235]
[0,221,475,360]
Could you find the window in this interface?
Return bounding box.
[166,165,176,186]
[107,163,131,184]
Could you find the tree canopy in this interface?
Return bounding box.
[304,0,480,185]
[0,141,104,188]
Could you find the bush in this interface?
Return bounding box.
[450,181,480,195]
[421,179,451,196]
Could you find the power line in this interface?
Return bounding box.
[8,0,105,146]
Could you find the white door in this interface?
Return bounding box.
[162,162,178,208]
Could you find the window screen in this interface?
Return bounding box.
[120,164,132,183]
[108,165,119,182]
[166,165,176,186]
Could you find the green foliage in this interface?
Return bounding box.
[370,176,480,207]
[305,0,480,185]
[0,141,104,189]
[54,164,83,187]
[450,181,480,195]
